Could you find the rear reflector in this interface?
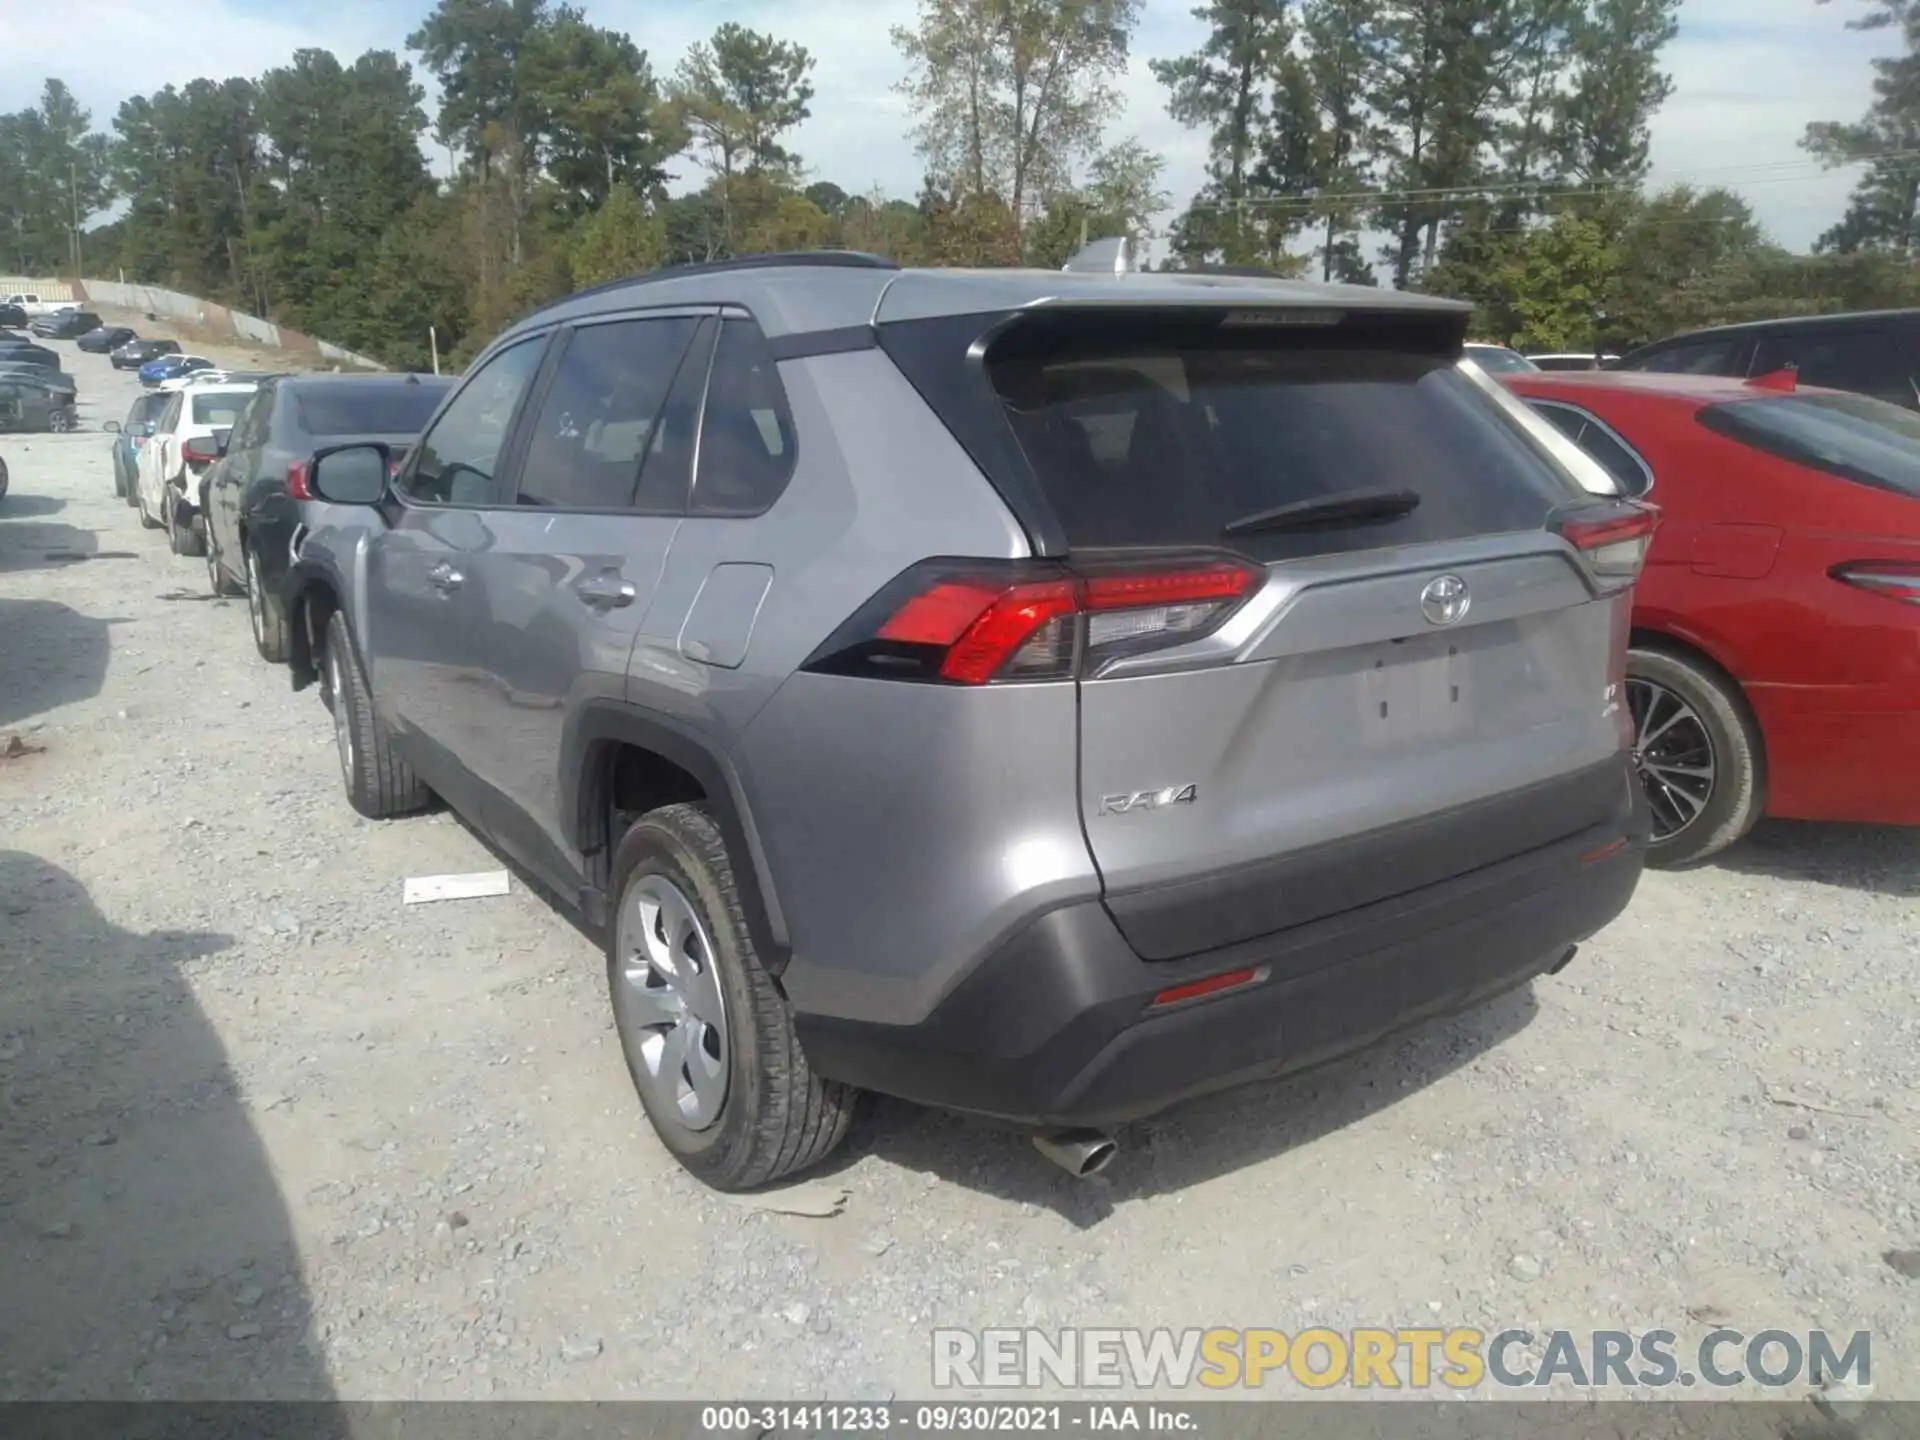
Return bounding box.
[1554,500,1659,588]
[1832,561,1920,605]
[286,459,312,502]
[1151,967,1263,1009]
[1580,836,1629,866]
[807,555,1262,686]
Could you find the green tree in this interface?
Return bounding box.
[528,14,679,214]
[568,182,667,286]
[0,82,117,274]
[1298,0,1384,280]
[671,24,816,248]
[893,0,1141,245]
[1554,0,1680,185]
[1151,0,1291,265]
[1804,0,1920,253]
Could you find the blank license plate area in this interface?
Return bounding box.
[1355,632,1473,745]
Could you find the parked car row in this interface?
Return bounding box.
[98,249,1920,1196]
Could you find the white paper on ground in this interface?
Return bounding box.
[403,870,511,905]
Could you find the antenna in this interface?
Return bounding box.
[1062,236,1133,275]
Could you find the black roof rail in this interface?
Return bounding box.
[1177,264,1289,279]
[525,250,901,321]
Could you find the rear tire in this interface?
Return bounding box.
[323,610,430,819]
[1627,645,1764,869]
[608,804,857,1191]
[246,543,288,662]
[167,499,206,557]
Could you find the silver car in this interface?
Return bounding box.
[283,247,1654,1189]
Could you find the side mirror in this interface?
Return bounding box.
[212,428,232,456]
[309,444,389,505]
[103,420,120,434]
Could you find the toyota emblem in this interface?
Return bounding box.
[1420,574,1471,626]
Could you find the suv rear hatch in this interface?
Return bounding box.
[881,300,1647,961]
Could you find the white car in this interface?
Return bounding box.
[135,382,257,557]
[158,370,233,392]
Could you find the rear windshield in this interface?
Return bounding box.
[1699,392,1920,499]
[294,382,450,437]
[191,394,250,426]
[986,329,1584,559]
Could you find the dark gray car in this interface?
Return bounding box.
[0,375,77,432]
[283,246,1654,1189]
[204,373,453,661]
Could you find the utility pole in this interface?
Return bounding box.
[69,158,82,278]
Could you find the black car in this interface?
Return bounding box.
[0,304,26,329]
[77,325,136,354]
[1612,308,1920,410]
[0,341,62,371]
[112,338,179,370]
[0,362,77,398]
[0,376,78,432]
[203,372,455,657]
[30,309,101,339]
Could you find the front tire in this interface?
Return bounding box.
[246,543,288,662]
[608,804,857,1191]
[323,610,430,819]
[1627,645,1765,868]
[111,453,126,498]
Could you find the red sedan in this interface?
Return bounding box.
[1501,369,1920,866]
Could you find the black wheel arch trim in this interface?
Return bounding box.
[282,557,351,693]
[561,699,790,974]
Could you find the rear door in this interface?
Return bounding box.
[455,309,711,892]
[985,319,1634,958]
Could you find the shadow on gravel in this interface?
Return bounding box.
[846,984,1539,1226]
[1716,819,1920,899]
[0,851,342,1407]
[0,596,112,729]
[0,493,65,519]
[0,517,97,574]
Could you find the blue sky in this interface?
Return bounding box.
[0,0,1898,254]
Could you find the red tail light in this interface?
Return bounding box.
[1554,500,1659,589]
[806,555,1263,685]
[286,459,312,501]
[1832,561,1920,606]
[180,439,218,466]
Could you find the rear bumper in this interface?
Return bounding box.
[1751,682,1920,826]
[796,773,1647,1127]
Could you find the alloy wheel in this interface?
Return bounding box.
[246,550,265,645]
[326,643,355,782]
[614,874,730,1131]
[1626,677,1717,841]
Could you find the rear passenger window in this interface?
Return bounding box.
[1751,330,1918,409]
[1525,400,1652,496]
[1633,339,1742,376]
[516,317,699,511]
[690,318,797,516]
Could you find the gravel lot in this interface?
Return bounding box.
[2,341,1918,1408]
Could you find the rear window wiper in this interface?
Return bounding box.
[1222,487,1421,536]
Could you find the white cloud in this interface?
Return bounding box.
[0,0,1899,253]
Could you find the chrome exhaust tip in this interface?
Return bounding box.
[1031,1128,1118,1178]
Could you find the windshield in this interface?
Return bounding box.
[1699,391,1920,499]
[1466,345,1539,374]
[293,381,452,436]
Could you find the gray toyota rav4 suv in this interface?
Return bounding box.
[284,250,1653,1189]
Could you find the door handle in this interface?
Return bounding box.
[427,562,464,592]
[575,573,637,608]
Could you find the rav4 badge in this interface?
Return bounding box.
[1099,784,1199,816]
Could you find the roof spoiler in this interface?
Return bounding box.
[1062,236,1135,276]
